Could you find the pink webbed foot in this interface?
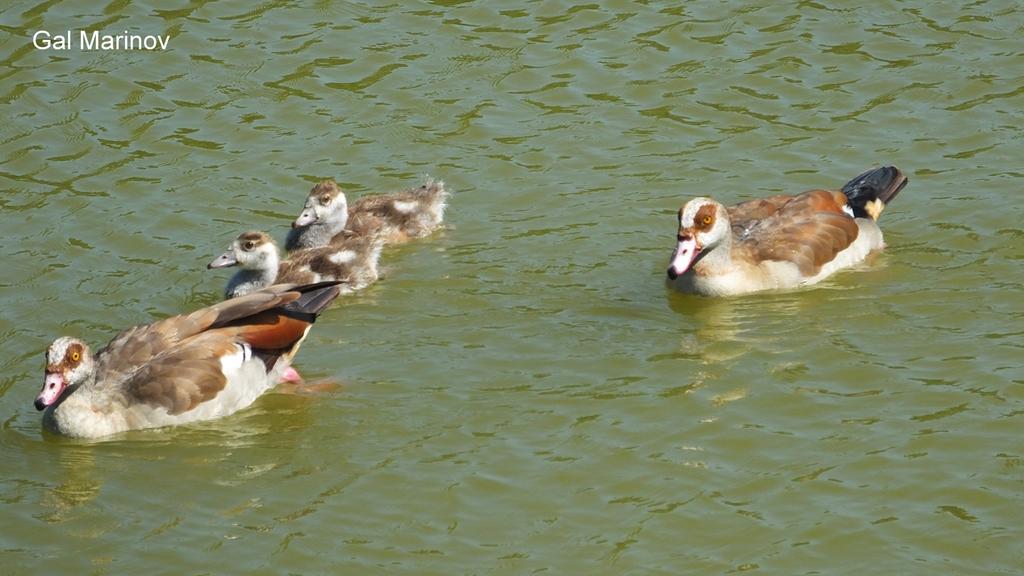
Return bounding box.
[280,366,302,383]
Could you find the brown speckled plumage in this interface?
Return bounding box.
[286,177,448,251]
[212,230,384,299]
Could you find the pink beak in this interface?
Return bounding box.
[36,371,67,411]
[207,250,238,269]
[667,236,701,280]
[292,209,317,228]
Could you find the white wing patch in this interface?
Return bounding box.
[392,200,418,214]
[218,343,252,374]
[329,250,357,264]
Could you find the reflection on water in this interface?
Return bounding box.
[666,287,819,360]
[37,443,99,523]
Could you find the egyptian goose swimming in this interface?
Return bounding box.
[35,282,342,439]
[666,166,909,296]
[208,230,384,299]
[285,178,448,251]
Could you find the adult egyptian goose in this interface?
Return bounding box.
[666,166,909,296]
[208,230,384,299]
[285,178,448,251]
[35,282,342,439]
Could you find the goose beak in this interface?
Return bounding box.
[667,236,701,280]
[36,371,66,410]
[292,209,317,228]
[207,251,238,269]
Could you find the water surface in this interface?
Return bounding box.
[1,1,1022,574]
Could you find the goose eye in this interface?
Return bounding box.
[244,241,255,250]
[702,215,713,225]
[71,351,81,362]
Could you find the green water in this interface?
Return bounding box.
[2,1,1023,574]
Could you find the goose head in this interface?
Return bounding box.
[292,180,349,233]
[667,198,730,279]
[37,336,95,410]
[208,231,279,271]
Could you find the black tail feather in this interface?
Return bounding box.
[283,281,343,321]
[841,166,908,220]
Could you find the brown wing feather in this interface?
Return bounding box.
[97,283,341,414]
[204,286,302,328]
[219,311,315,350]
[735,190,859,276]
[126,313,316,415]
[95,285,302,385]
[123,334,235,414]
[728,195,794,224]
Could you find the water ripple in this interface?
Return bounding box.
[1,0,1023,574]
